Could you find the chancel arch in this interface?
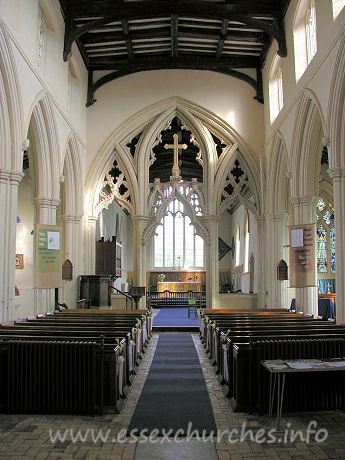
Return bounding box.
[84,97,264,306]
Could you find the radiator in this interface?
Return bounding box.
[0,338,103,415]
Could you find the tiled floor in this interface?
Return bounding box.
[1,333,345,459]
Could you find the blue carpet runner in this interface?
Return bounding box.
[153,308,199,327]
[127,334,217,436]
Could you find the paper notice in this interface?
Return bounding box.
[291,228,304,247]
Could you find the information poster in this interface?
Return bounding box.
[289,224,316,288]
[35,224,63,288]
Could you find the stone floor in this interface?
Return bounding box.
[1,333,345,459]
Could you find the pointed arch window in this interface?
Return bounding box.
[37,7,47,69]
[316,196,335,273]
[269,55,284,123]
[306,1,317,65]
[293,0,317,81]
[154,198,204,269]
[332,0,344,21]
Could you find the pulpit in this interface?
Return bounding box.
[79,275,110,307]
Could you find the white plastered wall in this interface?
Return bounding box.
[85,70,265,174]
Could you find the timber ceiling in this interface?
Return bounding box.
[59,0,290,106]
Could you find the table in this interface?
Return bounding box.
[318,292,336,307]
[261,359,345,429]
[318,298,335,319]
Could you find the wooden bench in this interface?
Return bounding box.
[198,310,345,415]
[0,309,151,414]
[231,337,345,413]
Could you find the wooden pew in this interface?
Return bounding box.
[231,336,345,413]
[211,320,336,371]
[201,314,312,355]
[0,309,150,414]
[31,313,149,364]
[198,310,345,415]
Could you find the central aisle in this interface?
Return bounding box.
[128,333,217,436]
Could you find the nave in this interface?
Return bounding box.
[1,328,345,460]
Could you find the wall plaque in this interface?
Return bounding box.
[16,254,24,269]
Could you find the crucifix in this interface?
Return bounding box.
[164,133,187,180]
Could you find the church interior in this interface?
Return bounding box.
[1,0,345,458]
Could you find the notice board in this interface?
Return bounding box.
[35,224,63,288]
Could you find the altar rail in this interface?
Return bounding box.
[148,290,206,308]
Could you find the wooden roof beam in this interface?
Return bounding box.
[121,20,133,59]
[80,28,263,47]
[86,57,263,106]
[171,15,178,58]
[216,19,229,58]
[64,1,283,18]
[63,5,287,61]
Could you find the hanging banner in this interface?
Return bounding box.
[35,224,63,288]
[289,224,316,288]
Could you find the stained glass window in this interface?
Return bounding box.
[330,224,336,273]
[323,210,331,225]
[317,225,327,273]
[316,196,335,274]
[316,197,326,212]
[154,198,204,268]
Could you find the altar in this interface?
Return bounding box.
[157,281,201,293]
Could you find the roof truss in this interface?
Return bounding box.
[59,0,290,106]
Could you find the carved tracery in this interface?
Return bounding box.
[143,178,209,243]
[219,155,258,216]
[95,159,133,216]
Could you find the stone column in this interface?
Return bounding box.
[84,216,98,275]
[132,216,148,286]
[0,169,24,324]
[73,216,83,283]
[265,213,289,309]
[328,167,345,324]
[132,216,149,309]
[202,216,218,308]
[33,197,60,315]
[291,195,317,316]
[256,215,265,308]
[59,215,76,307]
